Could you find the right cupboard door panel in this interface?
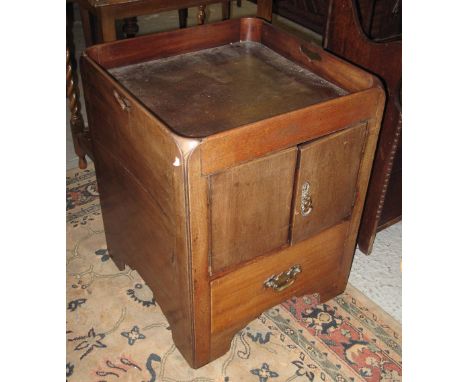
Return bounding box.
[291,123,367,244]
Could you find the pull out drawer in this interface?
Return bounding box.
[291,123,367,243]
[210,221,348,335]
[209,147,297,274]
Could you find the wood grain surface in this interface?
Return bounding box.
[291,123,367,243]
[210,222,348,356]
[110,42,346,138]
[81,17,385,368]
[82,54,197,366]
[209,148,297,273]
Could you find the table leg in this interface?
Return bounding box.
[123,17,139,38]
[197,5,206,25]
[222,1,231,20]
[66,47,87,170]
[98,12,117,42]
[79,7,94,46]
[256,0,273,22]
[178,8,188,28]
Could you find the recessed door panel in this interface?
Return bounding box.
[291,123,367,243]
[209,148,297,274]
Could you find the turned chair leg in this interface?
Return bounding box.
[66,5,87,169]
[178,8,188,28]
[197,4,206,25]
[66,47,88,170]
[222,1,231,20]
[123,17,139,38]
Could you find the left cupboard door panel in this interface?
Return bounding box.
[209,147,298,274]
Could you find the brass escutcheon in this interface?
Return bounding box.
[264,264,302,292]
[301,182,313,216]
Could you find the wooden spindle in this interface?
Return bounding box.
[66,46,87,169]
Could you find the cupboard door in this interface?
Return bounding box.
[291,123,367,243]
[209,148,297,274]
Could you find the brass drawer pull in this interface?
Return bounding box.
[264,264,302,292]
[113,90,131,112]
[301,182,313,216]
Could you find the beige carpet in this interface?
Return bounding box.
[66,164,401,381]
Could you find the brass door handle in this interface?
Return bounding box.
[301,182,313,216]
[264,264,302,292]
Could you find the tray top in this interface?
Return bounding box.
[109,41,348,138]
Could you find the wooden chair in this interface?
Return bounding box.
[323,0,402,254]
[76,0,271,45]
[271,0,401,39]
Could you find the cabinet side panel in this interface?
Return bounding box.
[81,57,175,212]
[339,89,386,287]
[291,123,367,243]
[81,57,195,365]
[209,148,298,273]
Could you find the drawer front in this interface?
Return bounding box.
[210,221,348,334]
[209,147,297,274]
[291,123,367,244]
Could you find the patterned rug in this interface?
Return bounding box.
[66,164,402,382]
